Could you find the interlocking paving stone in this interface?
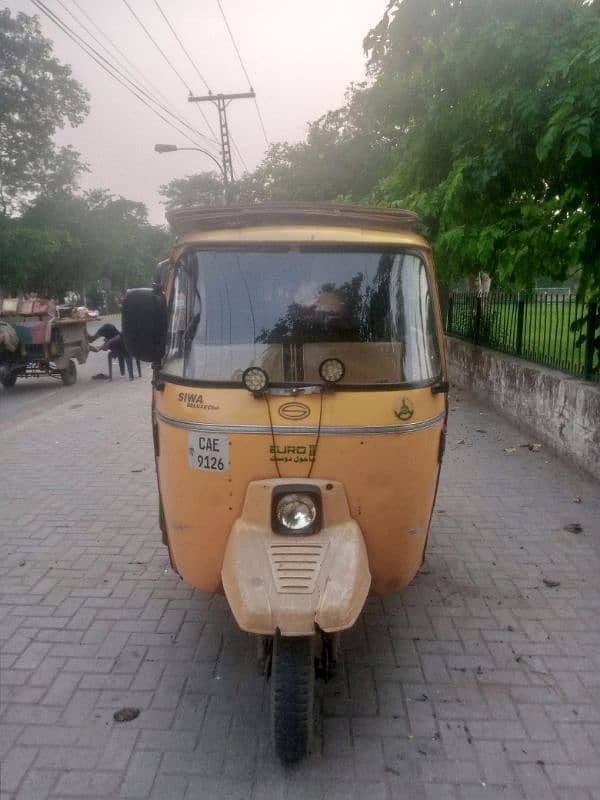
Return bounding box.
[14,769,58,800]
[1,378,599,798]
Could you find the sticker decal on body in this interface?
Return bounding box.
[394,396,415,421]
[188,433,229,472]
[269,444,317,464]
[178,391,220,411]
[278,402,311,421]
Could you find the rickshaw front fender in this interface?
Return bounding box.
[221,480,371,637]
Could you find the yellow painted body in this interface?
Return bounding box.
[157,385,444,595]
[154,222,447,600]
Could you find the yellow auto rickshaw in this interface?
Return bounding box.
[123,204,448,762]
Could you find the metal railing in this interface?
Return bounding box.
[446,291,599,382]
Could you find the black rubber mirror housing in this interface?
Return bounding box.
[122,288,168,364]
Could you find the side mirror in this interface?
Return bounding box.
[122,288,168,363]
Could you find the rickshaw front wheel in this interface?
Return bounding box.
[271,633,314,763]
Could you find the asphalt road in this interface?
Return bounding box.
[0,315,146,430]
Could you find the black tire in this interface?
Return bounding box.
[1,372,17,389]
[60,360,77,386]
[271,634,314,763]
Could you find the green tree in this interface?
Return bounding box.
[0,9,89,213]
[235,107,392,204]
[166,91,396,207]
[0,215,68,295]
[233,0,600,300]
[2,190,172,298]
[159,172,225,211]
[364,0,600,293]
[0,10,170,301]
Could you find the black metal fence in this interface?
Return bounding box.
[446,291,599,382]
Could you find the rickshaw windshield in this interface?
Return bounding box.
[163,248,441,387]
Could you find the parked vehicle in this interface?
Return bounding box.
[123,204,448,762]
[0,297,89,388]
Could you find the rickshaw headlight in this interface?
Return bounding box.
[242,366,268,393]
[319,357,345,384]
[272,484,321,536]
[276,494,316,531]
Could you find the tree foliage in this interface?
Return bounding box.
[0,9,89,213]
[230,0,598,296]
[367,0,600,295]
[4,3,599,301]
[159,172,225,211]
[1,190,172,297]
[0,10,170,300]
[235,106,394,204]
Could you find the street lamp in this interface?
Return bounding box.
[154,143,229,203]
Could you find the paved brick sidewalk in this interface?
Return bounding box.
[1,379,599,799]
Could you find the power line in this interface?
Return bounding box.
[51,0,211,147]
[120,0,217,140]
[64,0,155,92]
[152,0,211,93]
[67,0,209,142]
[214,0,269,146]
[215,0,253,87]
[54,0,217,148]
[121,0,192,92]
[30,0,209,150]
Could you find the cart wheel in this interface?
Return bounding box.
[1,372,17,389]
[60,359,77,386]
[271,633,314,763]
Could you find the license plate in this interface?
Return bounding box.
[188,433,229,473]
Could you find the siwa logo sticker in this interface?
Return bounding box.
[278,402,311,421]
[394,397,415,421]
[177,392,219,411]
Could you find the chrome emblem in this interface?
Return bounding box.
[278,402,311,421]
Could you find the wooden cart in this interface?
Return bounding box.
[0,298,89,388]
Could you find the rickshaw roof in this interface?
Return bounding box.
[167,203,420,237]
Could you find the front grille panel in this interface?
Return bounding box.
[268,541,325,594]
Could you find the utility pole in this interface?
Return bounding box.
[188,91,255,202]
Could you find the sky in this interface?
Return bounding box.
[10,0,388,223]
